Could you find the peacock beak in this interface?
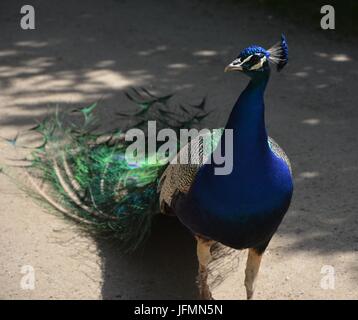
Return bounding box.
[224,59,244,72]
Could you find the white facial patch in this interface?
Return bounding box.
[231,55,251,67]
[239,55,253,66]
[249,55,267,71]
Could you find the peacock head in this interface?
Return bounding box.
[224,34,288,77]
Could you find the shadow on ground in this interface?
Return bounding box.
[96,216,197,299]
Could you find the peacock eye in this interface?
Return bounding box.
[249,55,261,64]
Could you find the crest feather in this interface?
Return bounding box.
[268,34,288,72]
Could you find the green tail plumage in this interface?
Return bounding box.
[26,88,209,251]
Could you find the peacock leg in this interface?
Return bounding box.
[195,235,215,300]
[244,248,264,300]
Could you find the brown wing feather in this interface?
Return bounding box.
[158,132,210,214]
[268,137,292,175]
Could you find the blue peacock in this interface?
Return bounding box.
[23,35,292,299]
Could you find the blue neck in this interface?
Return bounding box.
[223,72,270,170]
[178,70,293,248]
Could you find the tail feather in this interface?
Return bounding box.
[24,170,94,225]
[23,89,209,251]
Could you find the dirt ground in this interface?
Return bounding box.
[0,0,357,299]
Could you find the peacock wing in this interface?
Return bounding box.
[158,129,223,214]
[268,137,292,175]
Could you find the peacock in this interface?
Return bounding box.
[12,35,292,300]
[160,34,292,299]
